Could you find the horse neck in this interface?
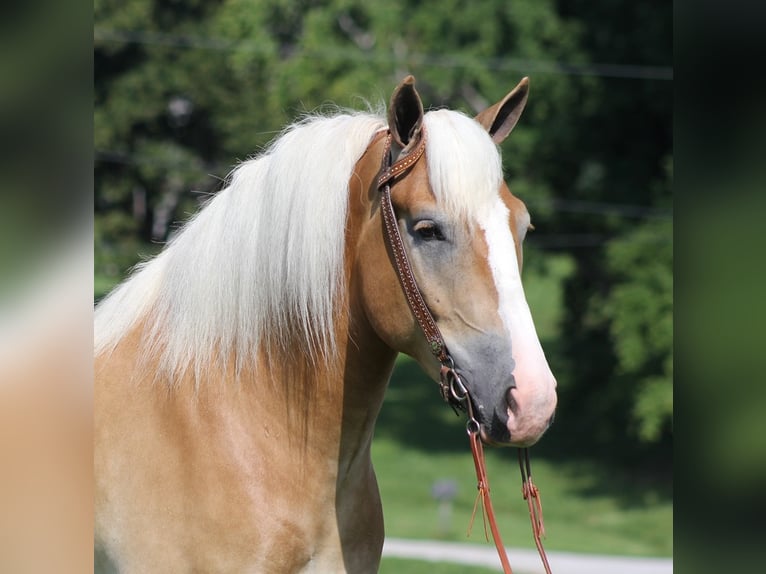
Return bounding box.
[335,312,397,478]
[248,327,395,475]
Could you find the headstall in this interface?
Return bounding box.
[376,127,552,574]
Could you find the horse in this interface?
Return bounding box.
[94,75,557,573]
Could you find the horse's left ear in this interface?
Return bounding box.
[475,77,530,144]
[388,75,424,152]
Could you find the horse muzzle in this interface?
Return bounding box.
[460,369,557,447]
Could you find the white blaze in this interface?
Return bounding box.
[478,200,557,435]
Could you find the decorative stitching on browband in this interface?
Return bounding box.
[377,133,427,188]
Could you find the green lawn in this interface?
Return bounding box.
[379,557,501,574]
[373,428,672,557]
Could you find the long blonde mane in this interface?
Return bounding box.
[95,108,504,383]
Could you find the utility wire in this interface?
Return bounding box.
[94,27,673,81]
[525,197,671,219]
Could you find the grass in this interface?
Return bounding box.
[379,557,501,574]
[371,252,672,558]
[373,426,672,556]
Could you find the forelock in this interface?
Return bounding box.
[422,110,504,221]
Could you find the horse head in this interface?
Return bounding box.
[356,76,557,447]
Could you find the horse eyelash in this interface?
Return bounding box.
[414,220,446,241]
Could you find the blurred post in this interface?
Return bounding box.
[431,479,458,538]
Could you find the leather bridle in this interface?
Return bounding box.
[376,127,553,574]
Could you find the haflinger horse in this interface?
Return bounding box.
[94,75,557,573]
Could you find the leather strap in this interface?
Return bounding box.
[520,448,553,574]
[468,424,514,573]
[377,130,450,365]
[377,132,427,188]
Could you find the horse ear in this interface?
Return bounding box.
[388,75,424,151]
[475,77,530,144]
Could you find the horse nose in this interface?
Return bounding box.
[504,382,557,446]
[505,384,519,416]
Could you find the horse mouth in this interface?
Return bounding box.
[456,376,514,445]
[474,385,554,447]
[483,412,512,445]
[456,370,548,446]
[478,426,507,446]
[467,395,512,445]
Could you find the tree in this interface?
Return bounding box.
[536,1,673,461]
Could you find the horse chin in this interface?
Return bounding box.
[478,427,507,447]
[482,409,511,445]
[480,425,542,448]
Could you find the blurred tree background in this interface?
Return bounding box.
[95,0,672,470]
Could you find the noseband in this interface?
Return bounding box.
[376,127,553,574]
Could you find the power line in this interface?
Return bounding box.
[528,233,671,249]
[94,27,673,81]
[525,197,671,219]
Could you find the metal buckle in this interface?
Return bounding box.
[439,359,469,415]
[448,371,468,403]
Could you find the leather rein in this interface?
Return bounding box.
[376,127,552,574]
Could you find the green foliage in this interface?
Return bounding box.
[602,217,673,442]
[528,2,673,456]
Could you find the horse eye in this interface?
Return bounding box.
[413,220,445,241]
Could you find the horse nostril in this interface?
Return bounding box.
[505,386,519,416]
